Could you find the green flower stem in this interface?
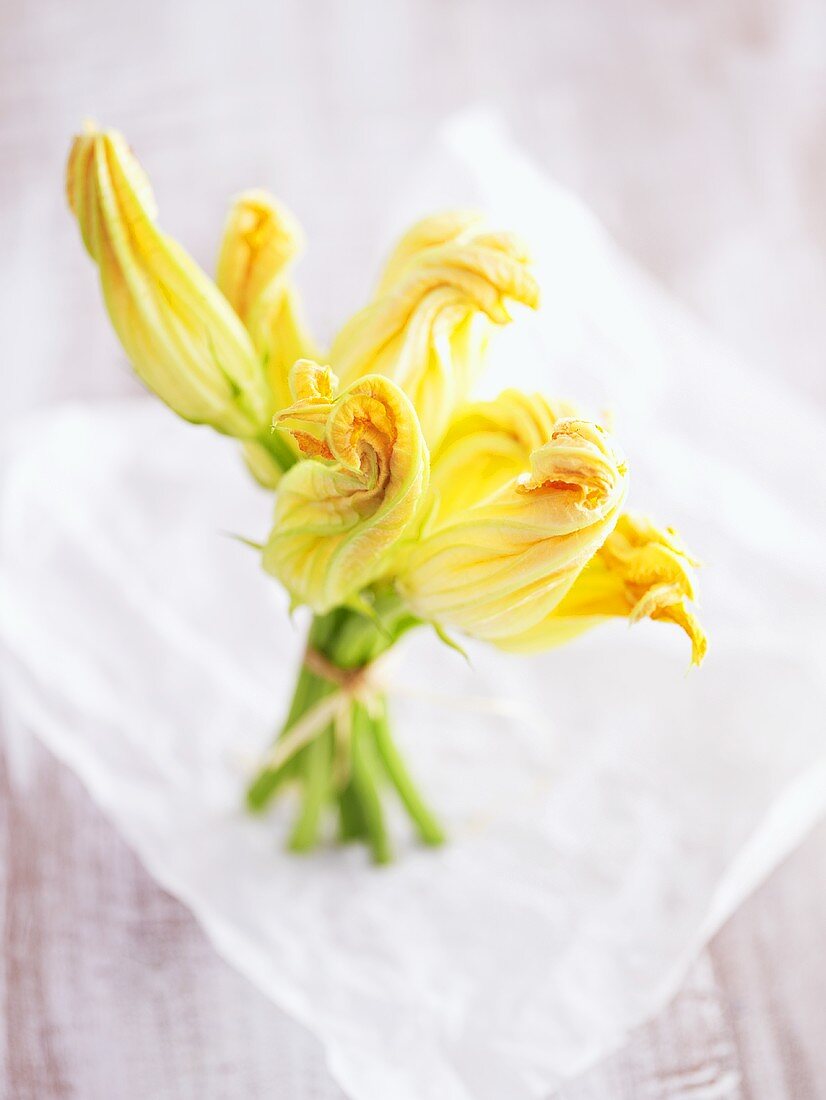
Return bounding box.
[246,610,344,813]
[246,599,445,861]
[350,702,392,864]
[288,725,333,852]
[246,662,314,810]
[372,701,445,847]
[285,615,339,847]
[338,779,368,841]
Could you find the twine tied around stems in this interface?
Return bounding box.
[302,647,377,694]
[259,646,388,780]
[259,643,549,780]
[248,637,546,856]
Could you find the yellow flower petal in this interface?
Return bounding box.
[66,125,269,438]
[216,191,317,415]
[494,513,707,664]
[430,389,579,518]
[398,419,628,644]
[375,210,486,295]
[240,359,337,489]
[263,361,429,613]
[421,389,706,662]
[330,215,540,448]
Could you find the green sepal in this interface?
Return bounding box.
[221,531,265,552]
[431,621,471,664]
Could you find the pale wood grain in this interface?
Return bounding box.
[561,824,826,1099]
[2,724,347,1100]
[558,953,743,1099]
[5,721,826,1100]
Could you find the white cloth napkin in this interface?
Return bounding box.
[2,116,825,1100]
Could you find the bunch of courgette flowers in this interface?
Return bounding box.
[67,125,706,861]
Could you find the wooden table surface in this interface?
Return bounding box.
[3,1,825,1096]
[4,727,826,1100]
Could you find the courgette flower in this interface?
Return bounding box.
[503,514,707,663]
[66,125,269,438]
[400,390,705,662]
[216,192,318,485]
[398,417,628,645]
[329,212,540,449]
[263,360,429,613]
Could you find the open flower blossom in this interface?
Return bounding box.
[399,389,706,661]
[329,211,540,448]
[66,126,270,438]
[262,360,428,614]
[68,124,706,859]
[398,416,630,646]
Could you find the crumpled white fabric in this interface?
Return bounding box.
[2,116,826,1100]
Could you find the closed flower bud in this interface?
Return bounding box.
[398,418,628,645]
[66,125,269,437]
[216,190,316,416]
[329,212,540,448]
[263,360,428,613]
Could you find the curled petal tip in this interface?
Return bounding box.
[376,210,486,292]
[517,419,625,506]
[576,513,707,664]
[275,361,340,444]
[331,214,540,447]
[289,359,338,402]
[428,389,581,518]
[264,366,429,612]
